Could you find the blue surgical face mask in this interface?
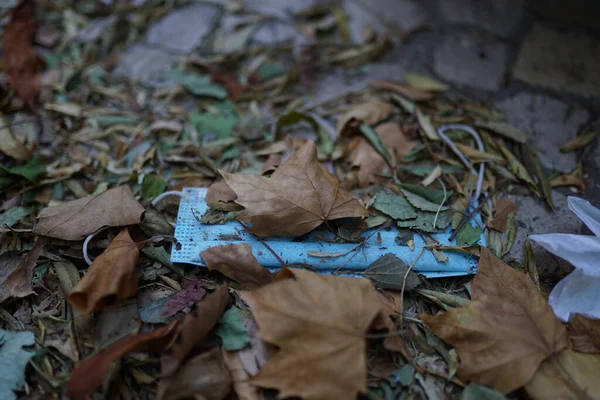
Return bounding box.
[170,187,480,277]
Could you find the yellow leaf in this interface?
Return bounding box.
[241,268,384,400]
[404,72,448,92]
[336,98,393,134]
[422,247,568,394]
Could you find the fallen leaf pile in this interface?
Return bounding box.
[0,1,597,399]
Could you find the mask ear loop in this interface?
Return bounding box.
[82,191,184,265]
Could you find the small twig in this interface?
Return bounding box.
[238,222,287,269]
[449,203,483,241]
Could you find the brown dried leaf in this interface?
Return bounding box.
[488,199,518,232]
[158,347,232,400]
[68,229,139,316]
[222,140,367,236]
[206,180,242,211]
[525,348,600,400]
[224,349,264,400]
[0,251,22,303]
[371,80,434,101]
[162,286,229,376]
[0,113,34,160]
[349,122,416,187]
[2,0,39,113]
[422,247,568,394]
[33,185,145,241]
[201,243,273,290]
[568,314,600,354]
[68,321,179,400]
[336,98,393,134]
[241,268,383,400]
[5,237,45,298]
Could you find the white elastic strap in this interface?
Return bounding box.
[436,124,486,201]
[82,226,110,266]
[151,191,183,207]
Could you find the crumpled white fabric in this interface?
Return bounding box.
[529,196,600,322]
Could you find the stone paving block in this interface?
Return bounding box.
[508,192,582,271]
[244,0,319,18]
[439,0,525,38]
[343,0,429,43]
[145,4,221,53]
[513,24,600,98]
[495,93,589,173]
[113,44,178,87]
[433,32,508,91]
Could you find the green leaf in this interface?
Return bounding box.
[461,385,507,400]
[363,254,420,291]
[191,101,238,141]
[214,307,250,351]
[372,193,417,220]
[401,189,448,212]
[141,174,167,201]
[487,230,503,258]
[276,111,319,135]
[475,120,527,144]
[358,123,394,166]
[391,364,415,387]
[404,72,448,92]
[257,61,286,80]
[0,156,45,182]
[498,143,540,197]
[93,115,137,128]
[416,109,439,141]
[502,212,518,257]
[399,164,462,177]
[31,262,50,285]
[455,223,483,246]
[0,207,31,228]
[0,329,35,400]
[397,210,451,232]
[400,183,453,205]
[166,69,227,99]
[528,148,554,210]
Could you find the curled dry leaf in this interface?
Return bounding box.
[206,180,243,211]
[33,186,145,241]
[348,122,416,187]
[2,0,39,114]
[241,268,384,400]
[336,98,394,135]
[158,347,232,400]
[488,199,518,232]
[222,140,367,236]
[224,349,263,400]
[68,229,140,316]
[422,247,568,394]
[201,243,273,290]
[567,314,600,354]
[525,348,600,400]
[162,286,229,376]
[5,237,46,298]
[68,321,179,400]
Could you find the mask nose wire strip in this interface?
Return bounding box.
[82,191,184,265]
[436,124,485,201]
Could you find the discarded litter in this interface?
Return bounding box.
[171,187,485,278]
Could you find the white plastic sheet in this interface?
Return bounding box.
[529,196,600,321]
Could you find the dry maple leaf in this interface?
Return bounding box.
[158,347,232,400]
[336,98,394,134]
[422,247,568,394]
[348,122,416,187]
[488,199,518,232]
[568,314,600,354]
[201,243,273,290]
[525,348,600,400]
[241,268,384,400]
[206,180,242,211]
[162,285,229,376]
[223,350,263,400]
[68,321,179,400]
[221,140,367,237]
[2,0,39,115]
[33,185,145,241]
[68,229,140,316]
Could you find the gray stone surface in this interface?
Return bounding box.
[113,45,178,86]
[244,0,319,18]
[513,24,600,98]
[253,21,297,45]
[145,4,221,53]
[495,93,589,172]
[508,192,583,272]
[433,32,509,90]
[439,0,525,38]
[343,0,429,43]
